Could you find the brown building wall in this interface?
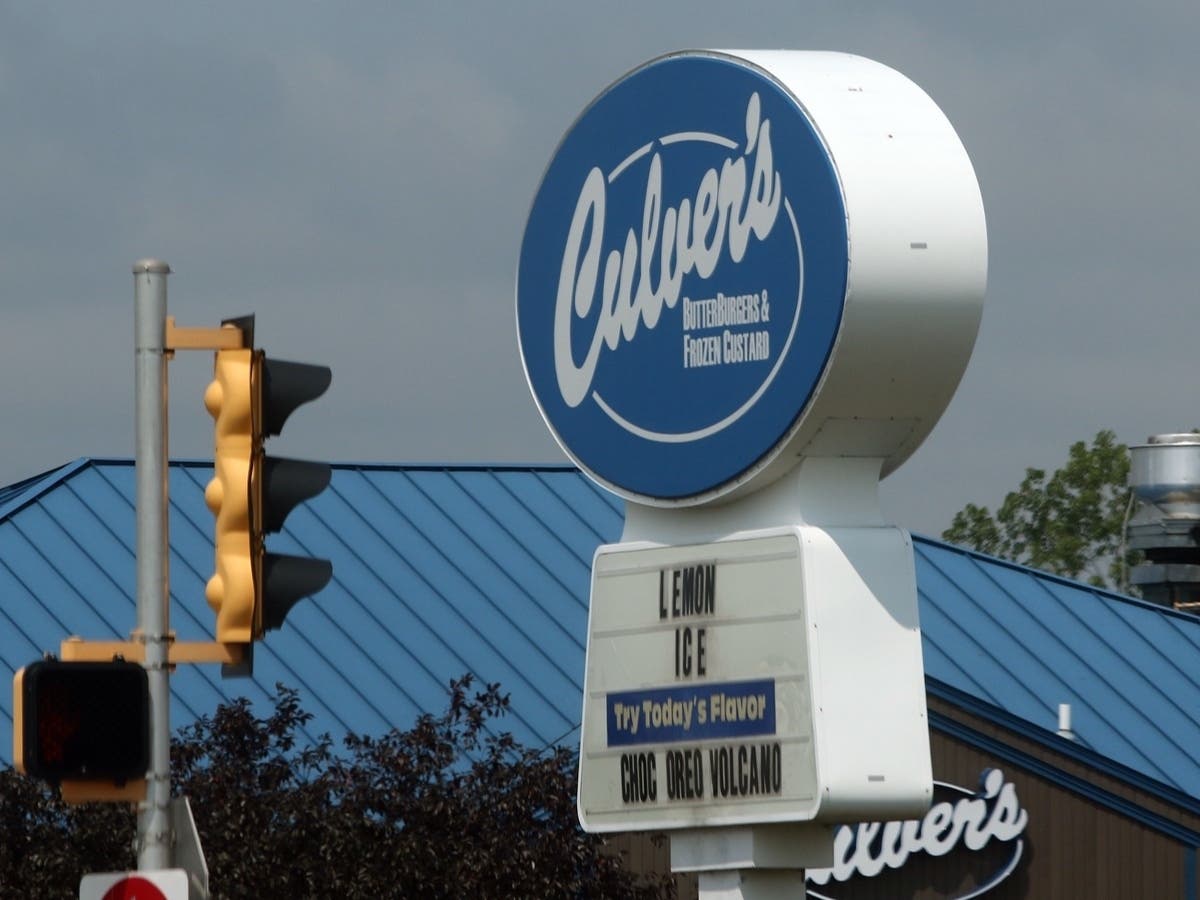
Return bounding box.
[611,699,1200,899]
[924,715,1195,899]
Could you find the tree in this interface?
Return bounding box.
[1,677,675,899]
[0,766,134,892]
[942,429,1136,588]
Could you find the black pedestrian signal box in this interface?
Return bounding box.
[12,660,150,784]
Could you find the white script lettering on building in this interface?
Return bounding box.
[806,768,1029,896]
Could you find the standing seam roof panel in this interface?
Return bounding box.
[3,459,1200,800]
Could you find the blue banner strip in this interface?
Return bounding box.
[606,679,776,746]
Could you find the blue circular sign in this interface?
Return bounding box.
[517,52,848,502]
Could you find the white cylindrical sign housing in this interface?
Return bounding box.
[517,50,986,507]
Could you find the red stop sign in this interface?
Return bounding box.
[101,876,169,900]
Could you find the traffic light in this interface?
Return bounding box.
[13,660,150,784]
[204,316,333,647]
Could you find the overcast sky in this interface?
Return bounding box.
[2,2,1196,538]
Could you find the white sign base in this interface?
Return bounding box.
[696,869,807,900]
[670,824,834,871]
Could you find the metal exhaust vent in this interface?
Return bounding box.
[1127,433,1200,612]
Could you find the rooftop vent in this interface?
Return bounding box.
[1127,433,1200,612]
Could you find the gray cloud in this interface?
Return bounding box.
[2,1,1198,540]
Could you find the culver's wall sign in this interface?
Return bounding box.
[807,769,1029,899]
[517,51,987,506]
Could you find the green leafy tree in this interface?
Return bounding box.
[942,429,1137,588]
[1,677,675,899]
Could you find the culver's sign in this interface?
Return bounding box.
[806,769,1029,899]
[517,52,848,503]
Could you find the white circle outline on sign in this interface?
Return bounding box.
[588,133,806,445]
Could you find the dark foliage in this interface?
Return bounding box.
[2,676,673,899]
[0,766,134,894]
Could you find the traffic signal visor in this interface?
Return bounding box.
[253,357,334,634]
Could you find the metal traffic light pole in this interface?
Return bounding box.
[133,259,173,870]
[123,264,332,880]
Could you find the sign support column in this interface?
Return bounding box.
[133,258,173,871]
[671,823,833,899]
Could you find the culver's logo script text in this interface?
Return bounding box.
[555,92,787,427]
[517,53,847,501]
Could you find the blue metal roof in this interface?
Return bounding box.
[916,540,1200,794]
[3,459,1199,803]
[0,459,622,757]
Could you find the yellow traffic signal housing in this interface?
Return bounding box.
[204,317,333,655]
[205,347,257,644]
